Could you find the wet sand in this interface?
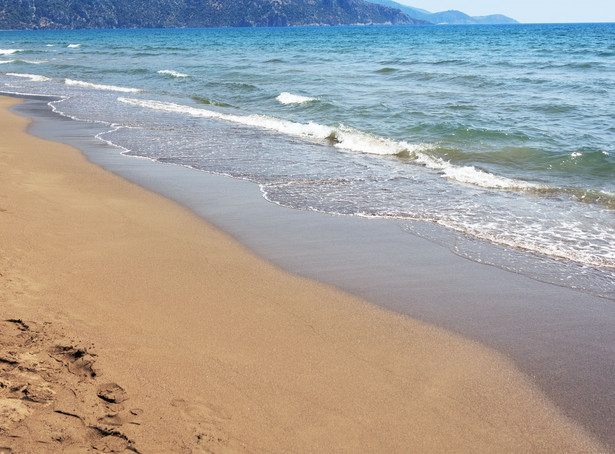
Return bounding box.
[0,95,609,452]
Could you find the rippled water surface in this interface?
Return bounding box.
[1,24,614,297]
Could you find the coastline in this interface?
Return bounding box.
[0,94,609,452]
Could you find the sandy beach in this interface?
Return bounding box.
[0,94,608,452]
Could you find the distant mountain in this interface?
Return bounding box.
[471,14,519,25]
[0,0,428,30]
[428,10,518,25]
[363,0,518,24]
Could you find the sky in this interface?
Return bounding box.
[397,0,615,23]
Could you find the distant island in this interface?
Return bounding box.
[364,0,518,24]
[0,0,516,30]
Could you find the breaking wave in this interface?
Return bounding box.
[276,92,317,104]
[157,69,190,78]
[65,79,143,93]
[117,97,538,191]
[6,73,51,82]
[0,49,23,55]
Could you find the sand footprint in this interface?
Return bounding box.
[50,344,98,379]
[89,425,140,453]
[0,320,141,453]
[96,382,143,428]
[170,398,240,452]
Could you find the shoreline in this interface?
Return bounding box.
[0,94,610,452]
[13,94,615,448]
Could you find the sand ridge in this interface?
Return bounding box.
[0,95,608,453]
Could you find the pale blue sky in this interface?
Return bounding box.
[398,0,615,23]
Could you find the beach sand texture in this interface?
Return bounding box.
[0,95,607,453]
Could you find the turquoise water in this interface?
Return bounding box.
[1,24,614,297]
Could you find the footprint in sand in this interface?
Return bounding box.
[0,319,141,453]
[50,344,98,379]
[96,382,143,428]
[170,398,238,451]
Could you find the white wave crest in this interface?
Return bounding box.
[116,97,539,191]
[122,98,428,157]
[65,79,143,93]
[276,92,317,105]
[118,97,431,157]
[118,97,332,139]
[1,59,46,65]
[6,73,51,82]
[0,49,22,55]
[333,126,422,155]
[424,158,540,190]
[157,69,190,78]
[335,130,541,190]
[67,44,81,48]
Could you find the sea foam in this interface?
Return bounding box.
[65,79,143,93]
[67,44,81,48]
[0,49,22,55]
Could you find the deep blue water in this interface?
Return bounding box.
[1,24,614,297]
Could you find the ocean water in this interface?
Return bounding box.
[1,24,614,298]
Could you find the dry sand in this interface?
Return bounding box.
[0,95,607,453]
